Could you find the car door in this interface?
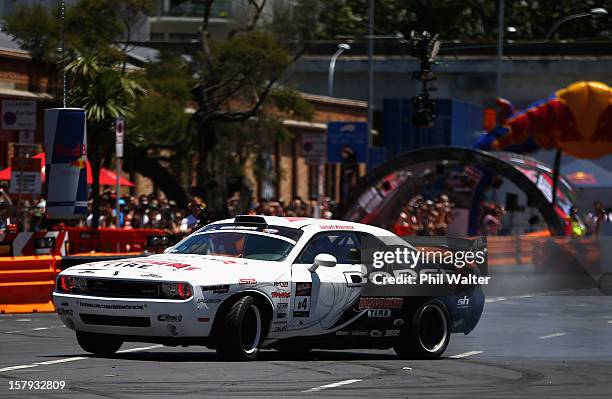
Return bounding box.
[288,231,365,336]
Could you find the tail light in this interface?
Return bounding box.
[161,282,193,299]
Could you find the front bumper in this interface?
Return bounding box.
[53,292,215,338]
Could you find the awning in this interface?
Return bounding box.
[0,87,54,101]
[0,153,133,187]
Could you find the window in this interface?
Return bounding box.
[296,232,362,264]
[169,232,294,261]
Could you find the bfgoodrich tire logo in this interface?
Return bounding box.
[157,314,182,322]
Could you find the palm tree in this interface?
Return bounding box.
[65,54,145,228]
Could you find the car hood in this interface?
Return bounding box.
[62,253,286,285]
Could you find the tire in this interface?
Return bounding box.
[216,296,266,361]
[76,331,123,355]
[393,299,450,360]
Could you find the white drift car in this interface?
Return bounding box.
[54,215,484,360]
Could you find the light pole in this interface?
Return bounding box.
[495,0,504,99]
[545,8,608,41]
[327,43,351,97]
[545,7,607,221]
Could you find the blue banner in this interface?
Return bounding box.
[44,108,88,219]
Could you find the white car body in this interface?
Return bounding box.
[53,215,484,359]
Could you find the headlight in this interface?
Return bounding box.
[161,282,193,299]
[57,276,87,293]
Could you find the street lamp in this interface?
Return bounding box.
[545,8,608,41]
[545,7,607,213]
[327,43,351,97]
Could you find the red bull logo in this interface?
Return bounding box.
[54,144,87,158]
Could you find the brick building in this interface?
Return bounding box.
[0,32,57,168]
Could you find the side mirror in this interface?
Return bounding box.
[309,253,337,272]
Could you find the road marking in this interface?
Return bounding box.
[484,289,578,304]
[4,325,65,334]
[607,320,612,324]
[538,332,566,339]
[0,345,164,373]
[402,366,412,370]
[449,351,483,358]
[303,379,362,392]
[35,357,87,365]
[117,345,163,353]
[15,319,32,322]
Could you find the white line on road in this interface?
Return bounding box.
[117,345,163,353]
[538,332,566,340]
[607,320,612,324]
[303,379,362,393]
[449,351,483,358]
[4,325,66,334]
[0,345,164,373]
[15,319,32,322]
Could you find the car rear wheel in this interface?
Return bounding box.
[76,331,123,355]
[393,299,450,359]
[216,296,266,361]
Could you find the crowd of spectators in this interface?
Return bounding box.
[392,194,455,236]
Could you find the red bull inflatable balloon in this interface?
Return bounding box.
[476,81,612,159]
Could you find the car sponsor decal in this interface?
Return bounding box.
[369,330,383,338]
[367,309,391,318]
[272,320,288,332]
[293,282,312,317]
[393,318,405,326]
[157,314,183,322]
[274,281,289,288]
[272,291,291,298]
[336,330,350,336]
[457,295,470,308]
[358,297,403,310]
[76,301,145,310]
[319,224,354,230]
[385,329,401,337]
[197,298,222,304]
[277,313,287,319]
[140,273,163,278]
[57,307,73,316]
[239,278,257,285]
[96,260,200,271]
[350,330,369,336]
[202,285,230,294]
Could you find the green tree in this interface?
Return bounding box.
[290,0,612,41]
[64,56,145,228]
[192,0,313,216]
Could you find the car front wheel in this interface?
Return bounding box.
[393,299,450,359]
[76,331,123,355]
[216,296,266,361]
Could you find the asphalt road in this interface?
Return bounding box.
[1,292,611,398]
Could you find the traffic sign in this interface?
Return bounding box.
[9,157,41,195]
[327,122,368,163]
[301,133,326,158]
[115,118,124,158]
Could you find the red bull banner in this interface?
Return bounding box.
[476,81,612,159]
[44,108,88,219]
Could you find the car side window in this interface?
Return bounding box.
[296,232,362,264]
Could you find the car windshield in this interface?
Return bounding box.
[168,232,294,261]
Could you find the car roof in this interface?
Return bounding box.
[210,215,372,230]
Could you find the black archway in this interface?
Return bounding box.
[340,147,569,236]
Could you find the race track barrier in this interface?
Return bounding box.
[0,255,58,314]
[65,227,165,254]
